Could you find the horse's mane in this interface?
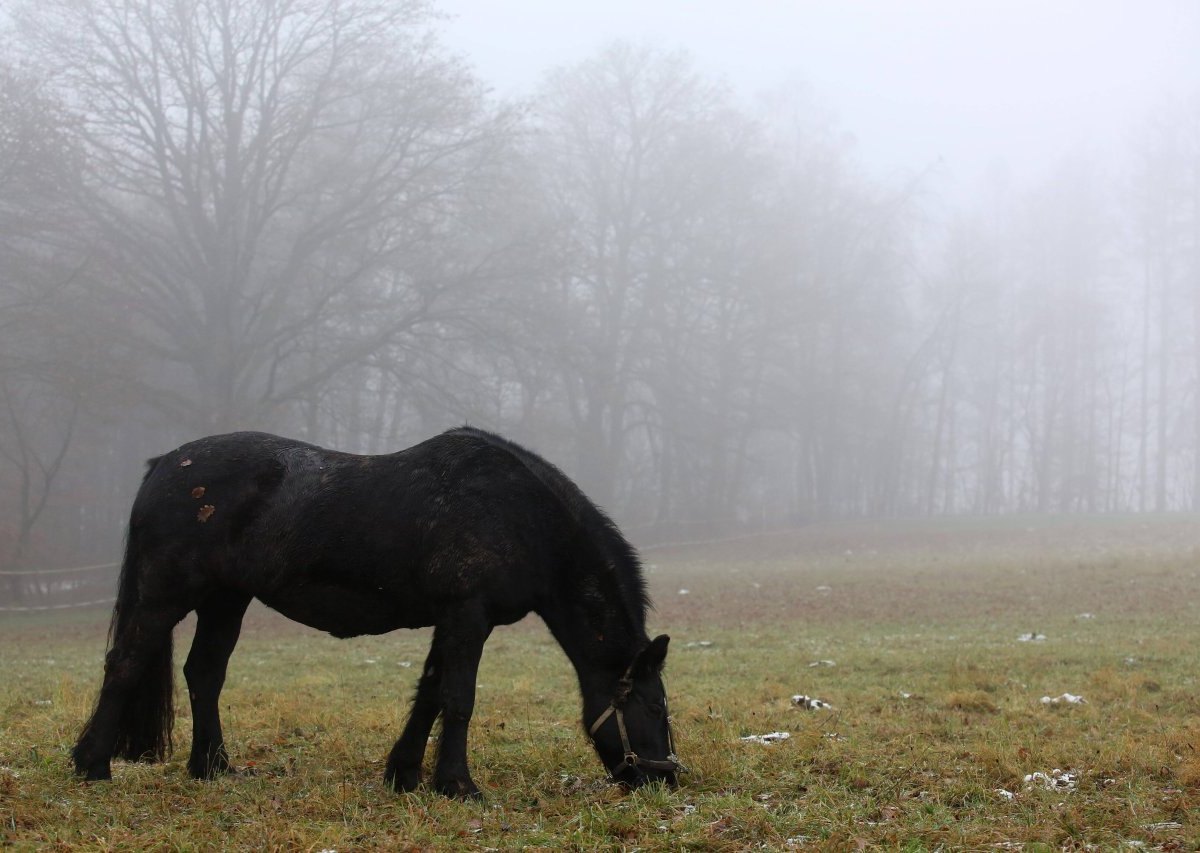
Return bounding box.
[446,426,651,634]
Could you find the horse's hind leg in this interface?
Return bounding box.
[183,592,251,779]
[384,632,445,792]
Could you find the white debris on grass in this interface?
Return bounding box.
[684,640,714,649]
[1023,768,1079,791]
[398,661,412,668]
[677,588,690,595]
[740,731,790,744]
[785,837,811,848]
[792,694,833,710]
[1141,821,1183,831]
[994,788,1016,801]
[1076,612,1095,620]
[1017,632,1047,642]
[1041,693,1087,706]
[807,659,835,668]
[558,772,584,792]
[899,691,914,699]
[815,585,831,593]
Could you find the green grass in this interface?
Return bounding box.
[2,515,1199,850]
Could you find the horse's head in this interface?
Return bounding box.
[587,634,683,789]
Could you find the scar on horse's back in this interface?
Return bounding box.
[137,435,293,534]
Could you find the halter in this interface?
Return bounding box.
[587,661,686,779]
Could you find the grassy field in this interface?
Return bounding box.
[2,515,1199,850]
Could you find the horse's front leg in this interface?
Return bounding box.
[431,604,492,799]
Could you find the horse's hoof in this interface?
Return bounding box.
[434,777,482,800]
[73,749,112,781]
[384,765,422,793]
[188,748,232,780]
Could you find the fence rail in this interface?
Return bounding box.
[0,597,116,613]
[0,561,118,614]
[0,529,795,614]
[0,562,118,576]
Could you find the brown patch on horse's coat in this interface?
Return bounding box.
[180,458,192,467]
[191,486,206,498]
[197,505,215,522]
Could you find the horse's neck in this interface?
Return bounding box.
[540,604,642,704]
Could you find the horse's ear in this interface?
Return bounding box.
[636,634,670,674]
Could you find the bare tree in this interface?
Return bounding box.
[1127,106,1196,511]
[0,63,123,579]
[16,0,514,433]
[529,43,774,515]
[529,43,702,505]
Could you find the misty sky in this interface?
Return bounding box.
[438,0,1200,195]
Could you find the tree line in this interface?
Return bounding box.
[1,0,1199,576]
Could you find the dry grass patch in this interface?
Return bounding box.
[2,515,1200,849]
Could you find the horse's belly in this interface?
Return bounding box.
[260,583,429,638]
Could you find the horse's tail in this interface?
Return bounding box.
[80,455,176,762]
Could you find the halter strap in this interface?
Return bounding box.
[587,666,686,778]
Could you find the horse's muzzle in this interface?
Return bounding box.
[616,762,679,790]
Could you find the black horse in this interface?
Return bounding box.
[72,427,681,797]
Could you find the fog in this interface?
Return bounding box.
[440,0,1200,191]
[2,0,1200,590]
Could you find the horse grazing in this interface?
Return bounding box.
[72,427,681,798]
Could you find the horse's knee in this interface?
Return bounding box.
[443,678,481,720]
[437,678,477,719]
[182,655,210,693]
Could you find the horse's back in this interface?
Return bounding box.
[125,430,574,633]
